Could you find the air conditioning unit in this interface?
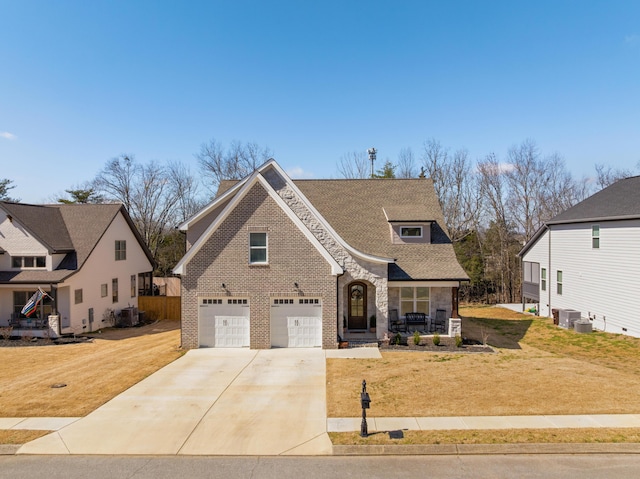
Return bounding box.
[559,309,581,329]
[119,307,139,327]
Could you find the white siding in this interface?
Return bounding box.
[548,220,640,337]
[521,229,550,317]
[0,211,48,270]
[61,212,153,334]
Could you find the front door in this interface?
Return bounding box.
[348,283,367,330]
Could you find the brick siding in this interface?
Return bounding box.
[181,182,337,349]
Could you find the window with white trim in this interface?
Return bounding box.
[592,225,600,249]
[249,232,268,264]
[11,256,46,269]
[74,289,83,304]
[557,270,563,295]
[130,275,136,298]
[400,287,430,317]
[115,240,126,261]
[400,226,422,238]
[541,268,547,291]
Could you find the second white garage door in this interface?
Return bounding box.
[270,298,322,348]
[199,298,250,348]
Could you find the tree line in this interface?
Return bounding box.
[2,137,638,303]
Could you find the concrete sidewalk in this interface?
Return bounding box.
[328,414,640,432]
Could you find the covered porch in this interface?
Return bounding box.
[0,285,62,338]
[338,279,462,343]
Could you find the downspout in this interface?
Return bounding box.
[336,271,344,343]
[548,226,552,317]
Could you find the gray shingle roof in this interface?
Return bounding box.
[0,202,74,252]
[548,175,640,224]
[294,178,469,281]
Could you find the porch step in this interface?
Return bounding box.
[344,339,379,348]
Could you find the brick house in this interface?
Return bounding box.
[174,159,468,349]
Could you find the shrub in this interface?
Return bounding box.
[393,332,402,345]
[413,331,421,345]
[432,333,441,346]
[455,334,463,348]
[0,326,13,340]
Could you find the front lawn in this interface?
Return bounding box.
[327,306,640,418]
[0,320,183,417]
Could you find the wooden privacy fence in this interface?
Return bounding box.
[138,296,181,321]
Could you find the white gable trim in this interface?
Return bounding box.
[173,172,343,276]
[265,161,394,264]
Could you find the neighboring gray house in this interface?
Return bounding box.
[0,202,155,337]
[173,159,468,349]
[519,175,640,337]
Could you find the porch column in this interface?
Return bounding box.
[451,287,459,319]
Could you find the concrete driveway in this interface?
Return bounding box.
[18,348,332,456]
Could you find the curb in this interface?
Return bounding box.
[0,445,21,455]
[333,443,640,456]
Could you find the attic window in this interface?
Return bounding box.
[400,226,423,238]
[12,256,46,269]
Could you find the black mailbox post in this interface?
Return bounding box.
[360,379,371,437]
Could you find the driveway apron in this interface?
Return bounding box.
[18,348,332,456]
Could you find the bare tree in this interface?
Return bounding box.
[167,160,205,223]
[420,140,480,242]
[196,138,273,194]
[420,139,450,202]
[396,147,417,178]
[503,139,547,242]
[94,155,202,263]
[594,162,639,190]
[336,150,370,179]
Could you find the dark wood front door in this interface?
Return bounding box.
[348,283,367,330]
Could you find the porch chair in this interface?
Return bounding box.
[388,309,405,332]
[9,313,21,328]
[433,309,447,333]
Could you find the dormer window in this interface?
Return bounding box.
[11,256,46,268]
[400,226,423,238]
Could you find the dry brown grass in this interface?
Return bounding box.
[327,305,640,417]
[0,430,51,444]
[330,428,640,445]
[0,320,183,417]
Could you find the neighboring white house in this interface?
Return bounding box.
[0,201,155,337]
[519,176,640,337]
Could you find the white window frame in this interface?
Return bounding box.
[557,270,563,295]
[400,226,423,238]
[592,225,600,249]
[115,240,126,261]
[249,232,268,264]
[541,268,547,291]
[11,256,46,269]
[399,286,430,317]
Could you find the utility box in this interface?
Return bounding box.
[574,320,593,334]
[119,307,139,327]
[559,309,581,329]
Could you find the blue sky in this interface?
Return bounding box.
[1,0,639,203]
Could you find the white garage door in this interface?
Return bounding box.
[270,298,322,348]
[199,298,250,348]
